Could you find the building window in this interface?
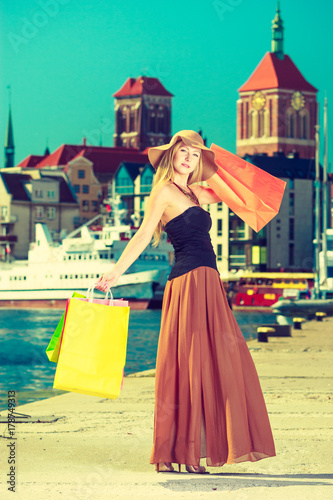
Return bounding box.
[47,207,56,220]
[78,170,85,179]
[1,206,8,219]
[140,174,153,193]
[287,110,296,138]
[289,243,294,266]
[217,219,223,237]
[116,175,134,194]
[289,192,295,215]
[217,202,223,212]
[258,110,265,137]
[92,200,99,212]
[47,190,55,199]
[248,111,254,138]
[229,216,245,240]
[269,100,273,136]
[82,185,89,194]
[34,189,43,199]
[217,244,222,262]
[130,108,136,132]
[35,206,44,219]
[299,112,308,139]
[82,200,89,212]
[229,244,246,268]
[74,184,80,193]
[289,218,294,241]
[240,102,244,140]
[289,179,294,190]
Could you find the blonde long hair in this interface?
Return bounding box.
[151,140,203,247]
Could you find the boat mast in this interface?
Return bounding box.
[314,106,321,298]
[322,96,328,291]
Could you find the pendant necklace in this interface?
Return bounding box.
[172,181,200,206]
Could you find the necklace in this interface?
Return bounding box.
[172,182,200,206]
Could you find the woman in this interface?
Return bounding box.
[96,130,276,474]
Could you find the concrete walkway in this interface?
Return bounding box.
[0,317,332,499]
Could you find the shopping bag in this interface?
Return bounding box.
[53,286,130,399]
[46,292,86,363]
[207,144,286,232]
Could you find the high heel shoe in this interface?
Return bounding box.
[155,463,182,473]
[185,464,209,474]
[155,463,175,473]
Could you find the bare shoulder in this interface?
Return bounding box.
[150,181,173,201]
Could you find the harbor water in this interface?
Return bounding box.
[0,308,277,410]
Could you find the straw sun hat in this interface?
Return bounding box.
[148,130,218,184]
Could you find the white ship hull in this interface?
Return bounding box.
[0,220,172,309]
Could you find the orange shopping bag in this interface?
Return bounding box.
[207,144,286,232]
[53,286,130,399]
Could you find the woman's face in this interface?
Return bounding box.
[173,142,201,178]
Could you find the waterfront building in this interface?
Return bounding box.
[0,169,79,259]
[20,142,149,225]
[113,162,155,225]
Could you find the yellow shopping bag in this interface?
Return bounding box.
[53,290,130,399]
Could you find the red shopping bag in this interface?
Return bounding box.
[207,144,286,232]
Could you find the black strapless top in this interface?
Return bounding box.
[164,206,218,280]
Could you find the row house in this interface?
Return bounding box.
[112,162,155,225]
[0,168,79,259]
[19,142,149,225]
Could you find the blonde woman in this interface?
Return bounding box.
[97,131,275,474]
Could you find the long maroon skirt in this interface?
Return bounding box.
[150,266,276,467]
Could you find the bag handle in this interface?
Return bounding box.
[87,283,114,304]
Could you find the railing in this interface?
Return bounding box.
[0,215,18,223]
[0,234,18,242]
[229,255,246,266]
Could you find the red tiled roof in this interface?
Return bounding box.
[78,149,149,177]
[35,144,85,168]
[113,76,173,97]
[18,154,46,167]
[238,52,317,93]
[31,144,149,182]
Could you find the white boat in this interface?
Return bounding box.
[0,212,173,309]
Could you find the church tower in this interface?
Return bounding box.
[236,2,317,159]
[113,76,173,150]
[4,102,15,168]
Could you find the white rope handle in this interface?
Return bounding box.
[87,283,114,304]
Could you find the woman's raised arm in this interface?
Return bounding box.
[96,183,170,290]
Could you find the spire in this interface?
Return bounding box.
[44,138,50,156]
[4,86,15,168]
[271,1,284,60]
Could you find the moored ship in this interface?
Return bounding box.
[0,215,173,309]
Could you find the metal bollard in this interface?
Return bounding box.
[257,327,275,343]
[315,312,327,322]
[293,317,306,330]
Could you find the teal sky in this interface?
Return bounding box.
[1,0,332,169]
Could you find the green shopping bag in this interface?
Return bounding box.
[46,292,86,362]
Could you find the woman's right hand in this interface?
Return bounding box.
[95,269,121,292]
